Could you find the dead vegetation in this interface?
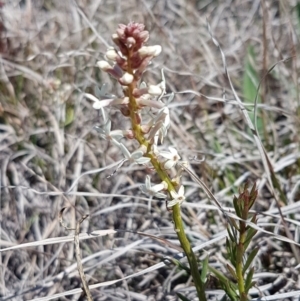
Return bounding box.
[0,0,300,300]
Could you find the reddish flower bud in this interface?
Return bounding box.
[135,113,142,124]
[120,105,130,116]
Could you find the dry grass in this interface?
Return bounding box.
[0,0,300,300]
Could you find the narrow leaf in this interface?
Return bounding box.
[233,196,241,218]
[226,264,237,280]
[245,267,255,293]
[209,266,229,283]
[177,293,192,301]
[244,226,258,251]
[201,255,209,283]
[243,247,259,274]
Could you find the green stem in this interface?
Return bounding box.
[172,204,207,301]
[126,52,206,301]
[236,224,247,301]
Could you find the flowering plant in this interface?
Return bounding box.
[90,23,259,301]
[91,22,207,300]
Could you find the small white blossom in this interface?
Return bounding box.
[167,185,185,207]
[140,175,167,199]
[159,146,181,169]
[147,107,170,144]
[112,139,151,165]
[137,94,164,109]
[147,121,163,141]
[85,92,129,110]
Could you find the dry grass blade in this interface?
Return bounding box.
[74,215,93,301]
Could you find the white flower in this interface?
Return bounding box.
[137,94,164,109]
[159,147,181,169]
[111,140,151,165]
[85,93,129,110]
[147,107,170,144]
[140,176,167,199]
[167,185,185,207]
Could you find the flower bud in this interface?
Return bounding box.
[138,45,162,58]
[124,130,135,139]
[126,37,136,48]
[105,49,118,61]
[97,60,112,71]
[133,87,148,97]
[135,112,142,124]
[141,124,151,134]
[139,31,149,43]
[148,85,163,96]
[119,72,134,85]
[120,105,130,116]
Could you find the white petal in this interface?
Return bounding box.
[167,199,178,207]
[91,98,115,109]
[110,130,124,141]
[152,45,162,57]
[159,151,173,160]
[85,93,101,103]
[170,190,178,199]
[164,160,175,169]
[135,157,151,164]
[93,101,103,110]
[154,192,167,199]
[145,175,151,190]
[178,185,185,197]
[151,183,165,193]
[169,147,178,156]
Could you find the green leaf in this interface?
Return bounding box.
[226,238,237,266]
[177,293,192,301]
[201,255,209,283]
[243,45,263,132]
[226,264,237,280]
[224,281,239,301]
[209,265,229,283]
[229,217,239,231]
[245,267,255,293]
[227,225,237,243]
[233,196,241,218]
[65,105,74,126]
[243,247,259,275]
[244,225,258,251]
[210,265,238,301]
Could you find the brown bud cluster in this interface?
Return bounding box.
[98,23,161,86]
[113,23,149,54]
